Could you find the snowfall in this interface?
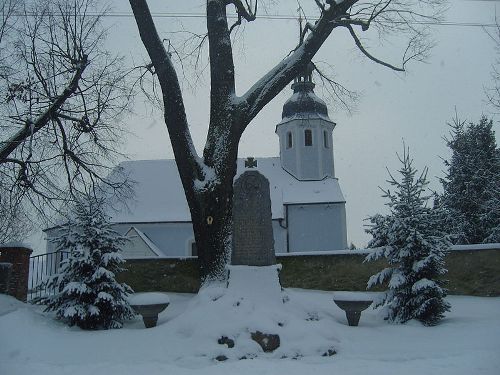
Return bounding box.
[1,265,500,375]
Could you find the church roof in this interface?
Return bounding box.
[108,157,345,224]
[279,64,332,125]
[281,81,329,121]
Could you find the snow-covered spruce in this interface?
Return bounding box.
[365,147,451,326]
[37,199,134,330]
[440,116,500,244]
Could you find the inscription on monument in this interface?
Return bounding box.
[231,171,275,266]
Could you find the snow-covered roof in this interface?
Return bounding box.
[108,157,345,224]
[0,242,33,250]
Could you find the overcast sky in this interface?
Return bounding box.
[89,0,500,248]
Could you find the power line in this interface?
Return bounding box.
[13,11,497,28]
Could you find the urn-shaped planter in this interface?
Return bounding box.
[128,292,170,328]
[333,292,376,326]
[333,300,372,326]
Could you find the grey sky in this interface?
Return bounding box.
[93,0,500,248]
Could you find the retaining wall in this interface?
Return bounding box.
[117,247,500,297]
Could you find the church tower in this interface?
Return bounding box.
[276,64,336,181]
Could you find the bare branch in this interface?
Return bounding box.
[0,54,89,160]
[129,0,203,186]
[228,0,257,33]
[343,23,404,71]
[311,61,359,114]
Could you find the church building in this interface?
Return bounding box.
[46,68,348,257]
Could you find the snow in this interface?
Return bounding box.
[128,292,170,306]
[1,290,500,375]
[226,265,284,306]
[332,291,381,302]
[450,243,500,251]
[0,241,33,249]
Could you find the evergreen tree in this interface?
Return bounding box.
[440,116,500,243]
[38,199,134,330]
[365,148,450,326]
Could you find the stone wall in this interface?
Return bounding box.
[117,257,200,293]
[118,248,500,296]
[0,246,33,301]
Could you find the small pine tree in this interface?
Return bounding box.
[365,147,451,326]
[39,199,134,330]
[440,116,500,243]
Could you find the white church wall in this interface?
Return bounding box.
[112,222,195,257]
[321,130,335,177]
[47,218,289,258]
[112,220,288,258]
[287,203,347,251]
[121,231,157,258]
[272,220,287,254]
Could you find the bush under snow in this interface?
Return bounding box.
[36,199,134,330]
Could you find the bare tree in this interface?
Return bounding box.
[0,0,131,225]
[0,186,32,243]
[129,0,445,281]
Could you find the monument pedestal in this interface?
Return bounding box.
[226,264,283,303]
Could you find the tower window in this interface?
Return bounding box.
[305,129,312,146]
[287,131,293,149]
[324,131,329,148]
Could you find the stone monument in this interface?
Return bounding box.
[231,170,275,266]
[227,169,283,353]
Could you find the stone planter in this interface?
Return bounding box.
[128,292,171,328]
[130,302,170,328]
[333,298,373,326]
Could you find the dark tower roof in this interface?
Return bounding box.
[281,63,329,120]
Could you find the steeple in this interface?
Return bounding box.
[282,63,329,120]
[275,64,337,181]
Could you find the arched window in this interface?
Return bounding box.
[286,131,293,149]
[305,129,312,146]
[323,130,329,148]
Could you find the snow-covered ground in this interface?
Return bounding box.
[1,289,499,375]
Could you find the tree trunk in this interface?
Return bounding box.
[190,182,235,282]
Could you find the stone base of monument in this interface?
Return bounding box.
[226,264,285,352]
[226,264,285,305]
